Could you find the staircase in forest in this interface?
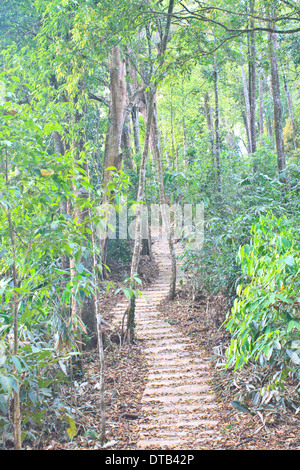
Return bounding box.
[112,233,219,449]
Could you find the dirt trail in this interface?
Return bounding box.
[112,234,220,449]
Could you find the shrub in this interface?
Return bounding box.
[225,213,300,377]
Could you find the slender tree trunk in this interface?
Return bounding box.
[132,104,141,156]
[153,99,177,300]
[125,0,175,341]
[248,0,257,170]
[101,49,145,273]
[125,50,142,158]
[204,92,215,173]
[182,113,188,171]
[53,131,70,272]
[74,196,96,345]
[213,53,222,195]
[170,87,176,168]
[268,24,286,181]
[258,67,264,142]
[133,94,154,223]
[241,106,251,153]
[240,41,252,153]
[140,98,156,158]
[182,115,187,167]
[266,98,273,141]
[181,77,188,171]
[125,88,155,343]
[281,64,298,149]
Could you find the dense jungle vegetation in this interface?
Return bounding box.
[0,0,299,450]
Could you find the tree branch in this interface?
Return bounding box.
[88,93,110,107]
[177,1,300,35]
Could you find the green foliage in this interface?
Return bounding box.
[181,140,300,295]
[0,0,299,447]
[225,214,300,378]
[0,75,106,444]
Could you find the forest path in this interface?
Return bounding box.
[112,233,220,449]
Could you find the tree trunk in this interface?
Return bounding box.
[266,99,273,141]
[258,67,264,142]
[181,78,188,170]
[152,98,177,300]
[125,0,175,342]
[182,111,188,170]
[53,131,70,272]
[213,53,222,195]
[123,53,138,169]
[204,92,215,172]
[125,50,142,158]
[103,46,127,186]
[125,88,155,343]
[121,116,135,170]
[101,46,127,269]
[268,25,286,181]
[100,47,145,272]
[241,105,251,153]
[140,97,156,158]
[240,41,252,153]
[170,87,176,168]
[248,0,257,170]
[132,94,154,252]
[281,64,298,149]
[132,104,141,156]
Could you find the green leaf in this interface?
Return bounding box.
[66,415,77,439]
[231,400,254,416]
[85,428,97,438]
[0,373,18,393]
[40,388,52,397]
[76,263,84,273]
[106,281,114,292]
[281,237,292,250]
[287,349,300,365]
[282,255,294,266]
[287,321,300,333]
[134,276,142,285]
[237,284,243,296]
[123,288,131,299]
[276,293,292,303]
[11,356,22,373]
[58,360,68,376]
